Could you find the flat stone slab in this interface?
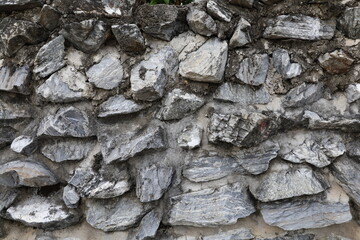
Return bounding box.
[98,95,146,118]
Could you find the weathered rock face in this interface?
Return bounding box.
[10,135,37,156]
[346,84,360,103]
[203,228,254,240]
[272,49,302,79]
[338,7,360,39]
[0,187,17,211]
[0,126,17,149]
[0,0,43,11]
[177,125,202,149]
[111,24,146,54]
[167,183,255,227]
[187,8,217,37]
[229,18,252,48]
[0,98,32,119]
[98,95,146,118]
[318,49,354,74]
[0,65,31,94]
[236,54,269,86]
[135,210,161,240]
[206,0,232,23]
[63,185,80,209]
[39,5,61,31]
[283,83,324,108]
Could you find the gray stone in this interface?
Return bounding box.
[264,15,335,40]
[338,7,360,39]
[157,89,205,121]
[318,49,354,74]
[0,17,48,56]
[229,18,251,48]
[167,183,255,227]
[272,49,302,79]
[63,185,80,209]
[214,82,271,105]
[98,95,146,118]
[136,4,187,41]
[283,83,324,108]
[6,195,80,230]
[10,135,37,156]
[0,65,31,94]
[86,196,151,232]
[236,54,269,86]
[60,19,110,53]
[136,166,173,202]
[327,234,352,240]
[37,107,96,138]
[187,8,217,37]
[206,0,232,23]
[34,36,65,78]
[177,125,202,149]
[0,187,17,211]
[130,47,178,101]
[304,111,360,132]
[0,127,17,149]
[36,66,93,103]
[258,234,315,240]
[229,0,254,8]
[112,24,146,54]
[203,228,254,240]
[250,164,329,202]
[346,84,360,103]
[135,210,161,240]
[346,140,360,161]
[0,0,43,11]
[179,38,228,83]
[39,5,61,31]
[41,139,96,162]
[0,98,32,120]
[0,160,58,188]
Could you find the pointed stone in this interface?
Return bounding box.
[283,83,324,108]
[0,65,31,94]
[112,24,146,54]
[187,8,217,37]
[135,210,161,240]
[206,0,232,23]
[98,95,146,118]
[236,54,269,86]
[273,49,302,79]
[229,18,251,48]
[10,135,37,156]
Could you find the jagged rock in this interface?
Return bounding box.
[98,95,146,118]
[272,49,302,79]
[0,17,48,56]
[250,164,329,202]
[0,187,17,211]
[69,168,130,199]
[130,47,178,101]
[10,135,37,156]
[112,24,146,54]
[318,49,354,74]
[283,83,324,108]
[63,185,80,209]
[208,111,279,147]
[179,38,228,83]
[304,111,360,132]
[206,0,232,23]
[135,210,161,240]
[60,19,109,53]
[86,196,151,232]
[5,195,80,230]
[229,18,251,48]
[260,187,352,230]
[37,107,96,138]
[167,183,255,227]
[41,139,96,162]
[236,54,269,86]
[177,125,202,149]
[0,0,43,11]
[214,82,271,104]
[100,125,167,164]
[203,228,254,240]
[157,89,205,121]
[86,55,124,90]
[136,166,173,202]
[229,0,254,8]
[346,84,360,103]
[170,31,207,61]
[0,127,17,149]
[34,36,65,78]
[187,8,217,37]
[0,98,32,119]
[346,140,360,161]
[338,7,360,39]
[264,15,335,40]
[0,65,31,94]
[136,4,187,41]
[0,160,58,187]
[36,66,93,103]
[39,5,61,31]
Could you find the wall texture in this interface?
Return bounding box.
[0,0,360,239]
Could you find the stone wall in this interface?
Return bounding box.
[0,0,360,239]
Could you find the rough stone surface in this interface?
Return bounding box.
[0,98,32,119]
[206,0,232,23]
[0,0,43,11]
[98,95,146,118]
[229,18,252,48]
[272,49,302,79]
[0,127,17,149]
[0,65,31,94]
[135,210,161,240]
[283,83,324,108]
[63,185,80,209]
[39,5,61,31]
[229,0,254,8]
[179,38,228,83]
[203,228,254,240]
[10,135,37,156]
[346,140,360,161]
[187,8,217,37]
[338,7,360,39]
[236,54,269,86]
[177,125,202,149]
[346,84,360,103]
[112,24,146,54]
[318,49,354,74]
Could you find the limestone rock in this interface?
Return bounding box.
[34,36,65,78]
[41,139,96,162]
[0,98,32,119]
[112,24,146,54]
[206,0,232,23]
[214,82,271,104]
[98,95,146,118]
[136,4,187,41]
[179,38,228,83]
[39,5,61,31]
[157,89,205,121]
[36,66,93,103]
[37,107,96,138]
[63,185,80,209]
[86,55,124,90]
[0,17,48,56]
[338,7,360,39]
[0,187,17,211]
[0,65,31,94]
[250,164,329,202]
[0,0,43,11]
[60,19,109,53]
[187,8,217,37]
[229,18,252,48]
[0,127,17,149]
[346,84,360,103]
[272,49,302,79]
[318,49,354,74]
[283,83,324,108]
[86,196,151,232]
[136,166,173,202]
[135,210,161,240]
[5,195,80,230]
[167,183,255,227]
[10,135,37,156]
[203,228,254,240]
[229,0,254,8]
[170,31,207,61]
[131,47,178,101]
[236,54,269,86]
[264,15,335,40]
[0,160,58,187]
[177,125,202,149]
